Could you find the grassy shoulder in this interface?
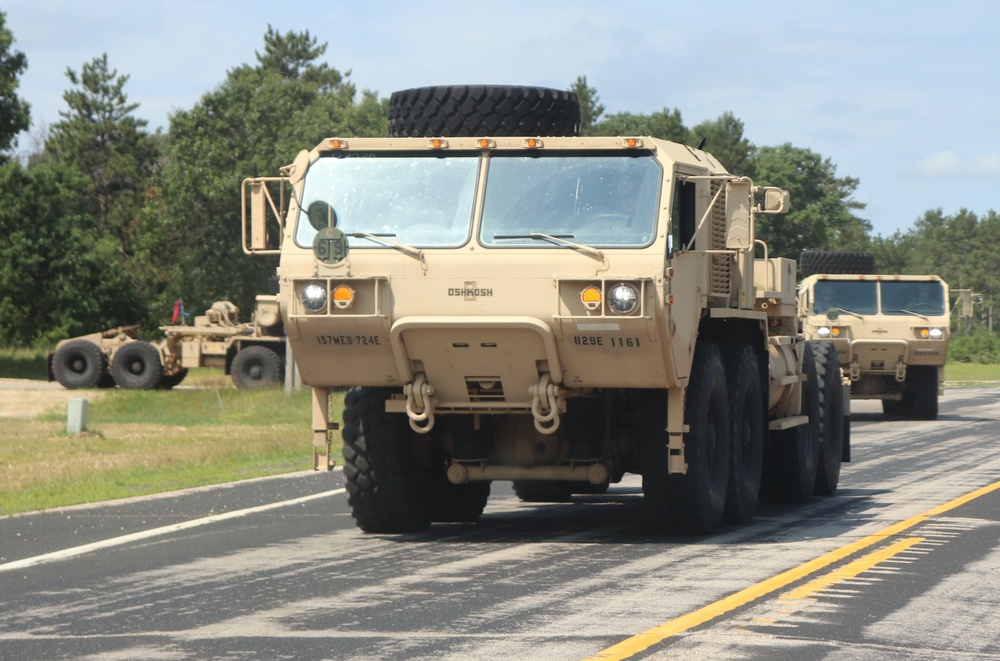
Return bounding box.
[1,370,345,516]
[944,362,1000,385]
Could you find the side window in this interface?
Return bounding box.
[672,179,697,251]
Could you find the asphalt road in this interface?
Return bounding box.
[1,388,998,660]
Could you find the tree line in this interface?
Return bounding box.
[0,13,996,350]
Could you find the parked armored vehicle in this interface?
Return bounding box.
[242,85,849,534]
[49,296,286,390]
[799,272,949,419]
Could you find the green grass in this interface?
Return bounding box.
[0,347,49,380]
[1,378,346,516]
[944,362,1000,385]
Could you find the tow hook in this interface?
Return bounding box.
[528,373,562,434]
[404,372,435,434]
[895,360,907,383]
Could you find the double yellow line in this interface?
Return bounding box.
[586,480,1000,660]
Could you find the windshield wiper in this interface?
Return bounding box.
[826,306,865,320]
[493,232,604,261]
[888,308,929,320]
[348,231,425,262]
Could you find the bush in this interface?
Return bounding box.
[948,327,1000,364]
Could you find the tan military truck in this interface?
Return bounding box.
[242,85,849,534]
[49,296,286,390]
[799,271,949,420]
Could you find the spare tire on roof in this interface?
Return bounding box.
[388,85,581,138]
[800,250,877,277]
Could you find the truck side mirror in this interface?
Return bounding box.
[760,187,790,214]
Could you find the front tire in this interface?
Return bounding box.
[722,343,765,523]
[908,366,939,421]
[812,341,846,495]
[641,340,730,533]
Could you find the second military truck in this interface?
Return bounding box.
[242,85,849,534]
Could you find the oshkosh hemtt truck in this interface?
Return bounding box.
[799,272,949,419]
[242,85,848,534]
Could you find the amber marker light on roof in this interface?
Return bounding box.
[332,284,355,309]
[581,285,602,311]
[477,138,496,149]
[523,138,543,149]
[623,138,643,148]
[328,139,347,149]
[428,139,448,149]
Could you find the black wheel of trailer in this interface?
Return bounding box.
[881,398,905,416]
[52,340,107,389]
[388,85,581,138]
[721,343,765,524]
[908,366,939,421]
[110,341,163,390]
[342,387,436,533]
[799,250,876,277]
[812,341,846,496]
[159,368,189,390]
[641,340,731,534]
[760,341,821,503]
[230,345,282,389]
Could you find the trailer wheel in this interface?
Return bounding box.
[230,346,282,389]
[52,340,107,389]
[159,369,189,390]
[388,85,581,138]
[641,340,730,533]
[812,341,845,496]
[433,479,491,523]
[761,341,821,503]
[512,481,575,502]
[721,343,765,523]
[110,341,163,390]
[342,387,435,532]
[908,366,939,421]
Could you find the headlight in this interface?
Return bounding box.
[929,327,943,340]
[608,284,639,315]
[301,283,328,313]
[817,326,831,338]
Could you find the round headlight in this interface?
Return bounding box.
[608,284,639,315]
[301,283,328,313]
[929,327,944,340]
[817,326,831,338]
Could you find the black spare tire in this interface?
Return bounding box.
[388,85,581,138]
[800,250,877,277]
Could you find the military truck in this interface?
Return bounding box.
[799,271,949,420]
[242,85,849,534]
[49,296,286,390]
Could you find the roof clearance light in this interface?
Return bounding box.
[477,138,496,149]
[581,285,602,311]
[429,139,448,149]
[623,138,643,148]
[332,284,355,309]
[328,139,347,150]
[523,138,543,149]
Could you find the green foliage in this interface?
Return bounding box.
[0,10,30,159]
[570,75,605,134]
[690,112,756,177]
[948,327,1000,364]
[0,347,47,379]
[591,107,689,143]
[753,143,870,259]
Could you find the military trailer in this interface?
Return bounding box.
[799,273,949,419]
[242,85,849,534]
[49,296,286,390]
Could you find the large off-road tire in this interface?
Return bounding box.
[342,387,435,532]
[760,341,822,503]
[433,480,491,523]
[812,341,846,496]
[388,85,581,138]
[110,341,163,390]
[52,340,107,389]
[641,341,731,534]
[881,398,905,416]
[512,480,575,503]
[721,343,765,524]
[908,366,939,421]
[230,345,282,389]
[159,368,189,390]
[800,250,876,277]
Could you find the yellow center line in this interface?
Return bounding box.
[584,479,1000,661]
[781,536,924,600]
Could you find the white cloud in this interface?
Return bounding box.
[917,151,1000,178]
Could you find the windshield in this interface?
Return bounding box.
[813,280,878,315]
[294,153,479,248]
[881,281,946,316]
[479,152,660,247]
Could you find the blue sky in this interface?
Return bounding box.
[5,0,999,238]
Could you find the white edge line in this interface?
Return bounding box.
[0,488,346,573]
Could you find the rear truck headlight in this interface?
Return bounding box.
[332,284,355,309]
[608,283,639,315]
[581,285,602,311]
[301,283,328,313]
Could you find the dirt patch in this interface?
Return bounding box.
[0,379,106,418]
